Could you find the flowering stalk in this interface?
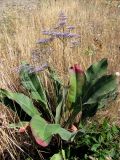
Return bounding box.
[62,21,67,78]
[37,11,80,83]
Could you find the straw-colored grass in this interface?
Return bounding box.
[0,0,120,158]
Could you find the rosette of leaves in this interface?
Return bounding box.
[0,63,76,147]
[0,58,118,148]
[64,58,118,126]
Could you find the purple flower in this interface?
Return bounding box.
[57,11,68,27]
[37,37,54,44]
[42,30,53,35]
[58,11,68,21]
[42,31,80,39]
[13,63,48,74]
[12,64,33,73]
[66,33,80,38]
[54,20,67,29]
[29,63,48,73]
[67,26,75,30]
[58,20,66,26]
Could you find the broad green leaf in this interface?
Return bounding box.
[81,74,117,122]
[68,68,76,103]
[0,89,40,117]
[0,96,31,121]
[83,75,117,105]
[50,150,66,160]
[20,63,47,106]
[30,115,76,147]
[19,63,54,119]
[67,64,85,103]
[85,58,108,84]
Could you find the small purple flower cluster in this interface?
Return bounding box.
[13,63,48,74]
[67,26,75,31]
[37,37,54,44]
[37,11,80,47]
[12,64,32,73]
[58,11,68,27]
[42,31,79,39]
[29,63,48,73]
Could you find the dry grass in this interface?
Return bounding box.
[0,104,21,160]
[0,0,120,158]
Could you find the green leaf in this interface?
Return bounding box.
[84,75,117,105]
[68,68,76,103]
[64,97,82,128]
[0,89,40,117]
[19,63,54,119]
[111,125,119,134]
[81,103,99,121]
[48,66,63,103]
[50,153,62,160]
[81,75,117,121]
[91,144,100,151]
[30,115,76,147]
[98,135,104,143]
[64,65,85,126]
[20,63,47,106]
[97,89,118,109]
[55,101,63,124]
[50,150,66,160]
[55,88,67,124]
[68,65,85,103]
[85,58,108,84]
[0,96,31,121]
[81,59,118,122]
[107,132,113,140]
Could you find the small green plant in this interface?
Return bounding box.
[50,120,120,160]
[0,58,118,150]
[71,120,120,160]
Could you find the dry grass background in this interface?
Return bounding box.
[0,0,120,159]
